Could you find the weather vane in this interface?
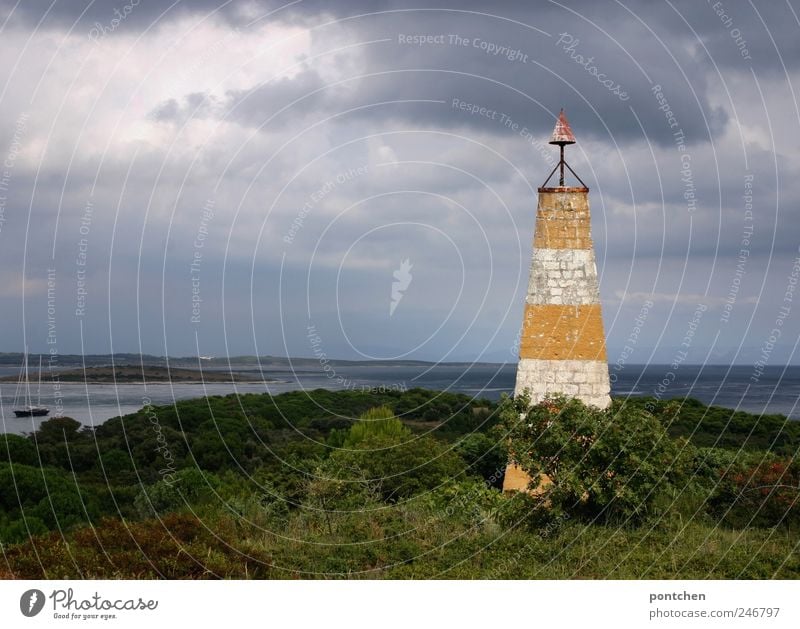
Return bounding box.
[541,109,587,188]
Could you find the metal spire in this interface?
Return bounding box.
[541,109,586,189]
[549,109,576,146]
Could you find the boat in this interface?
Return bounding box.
[14,405,50,418]
[12,352,50,418]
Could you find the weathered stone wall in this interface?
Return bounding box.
[533,190,593,250]
[515,358,611,408]
[519,304,607,361]
[513,187,609,406]
[526,249,601,305]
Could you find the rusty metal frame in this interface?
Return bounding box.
[541,156,587,189]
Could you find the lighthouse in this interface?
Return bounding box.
[503,110,611,492]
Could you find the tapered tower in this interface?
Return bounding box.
[503,110,611,492]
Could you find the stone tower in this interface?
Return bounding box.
[503,110,611,492]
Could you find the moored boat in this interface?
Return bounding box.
[12,352,50,418]
[14,405,50,417]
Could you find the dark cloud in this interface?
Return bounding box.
[0,0,208,29]
[171,3,732,147]
[1,0,798,362]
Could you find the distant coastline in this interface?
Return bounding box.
[0,365,275,384]
[0,351,496,369]
[1,351,791,368]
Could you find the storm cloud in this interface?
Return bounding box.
[0,0,798,367]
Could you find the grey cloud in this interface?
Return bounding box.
[1,0,799,362]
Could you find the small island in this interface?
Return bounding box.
[1,365,275,384]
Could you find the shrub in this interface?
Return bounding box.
[34,417,83,443]
[710,458,800,528]
[455,432,506,487]
[325,407,466,501]
[0,515,49,545]
[500,393,684,524]
[0,463,98,542]
[0,434,38,466]
[343,405,409,447]
[331,432,464,501]
[133,468,218,518]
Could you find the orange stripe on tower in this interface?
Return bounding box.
[519,303,608,361]
[533,186,594,250]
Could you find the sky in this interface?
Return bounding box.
[0,0,799,366]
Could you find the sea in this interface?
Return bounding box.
[1,363,799,435]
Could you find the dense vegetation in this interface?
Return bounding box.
[0,389,798,578]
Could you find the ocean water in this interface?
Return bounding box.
[1,363,798,435]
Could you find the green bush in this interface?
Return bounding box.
[34,417,83,443]
[343,405,409,447]
[0,515,49,545]
[455,432,506,487]
[501,393,685,524]
[133,468,218,518]
[324,406,466,501]
[0,463,98,542]
[0,434,38,466]
[709,458,800,528]
[330,432,465,501]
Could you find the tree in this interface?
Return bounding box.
[500,393,684,524]
[0,435,38,466]
[34,417,83,443]
[325,406,465,501]
[342,405,409,447]
[456,432,506,487]
[133,467,217,518]
[710,458,800,528]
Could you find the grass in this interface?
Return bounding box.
[3,499,797,579]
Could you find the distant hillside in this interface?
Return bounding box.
[0,352,504,369]
[0,365,276,384]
